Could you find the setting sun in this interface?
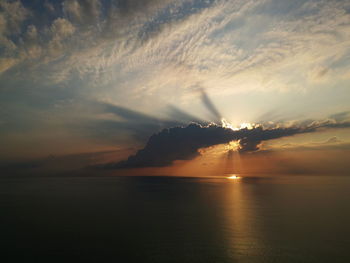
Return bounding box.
[227,175,241,180]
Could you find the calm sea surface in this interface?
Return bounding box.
[1,175,350,262]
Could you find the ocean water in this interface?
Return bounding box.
[1,175,350,262]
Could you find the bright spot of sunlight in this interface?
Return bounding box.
[227,174,241,180]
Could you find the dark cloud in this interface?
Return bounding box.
[106,123,235,168]
[329,111,350,122]
[321,122,350,129]
[103,115,350,168]
[238,137,260,152]
[104,124,310,168]
[237,126,304,153]
[305,118,350,130]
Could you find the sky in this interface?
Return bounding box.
[1,0,350,175]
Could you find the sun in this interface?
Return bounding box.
[227,175,241,180]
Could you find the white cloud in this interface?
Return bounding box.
[1,0,350,158]
[0,57,18,73]
[50,18,76,39]
[63,0,101,25]
[1,0,350,99]
[0,0,29,35]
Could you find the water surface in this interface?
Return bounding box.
[1,175,349,262]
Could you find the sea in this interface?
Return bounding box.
[1,174,350,262]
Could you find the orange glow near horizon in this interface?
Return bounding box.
[108,140,350,178]
[169,142,245,177]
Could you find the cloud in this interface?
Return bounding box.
[48,18,76,56]
[106,123,236,168]
[1,0,350,162]
[278,136,349,152]
[50,18,76,39]
[0,57,18,73]
[308,66,330,83]
[63,0,101,25]
[324,136,341,144]
[105,112,350,168]
[0,0,29,69]
[2,0,350,93]
[329,111,350,122]
[105,123,302,168]
[0,0,29,35]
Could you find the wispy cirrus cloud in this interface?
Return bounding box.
[1,0,350,160]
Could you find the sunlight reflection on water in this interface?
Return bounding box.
[1,175,350,262]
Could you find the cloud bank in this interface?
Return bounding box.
[104,113,350,168]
